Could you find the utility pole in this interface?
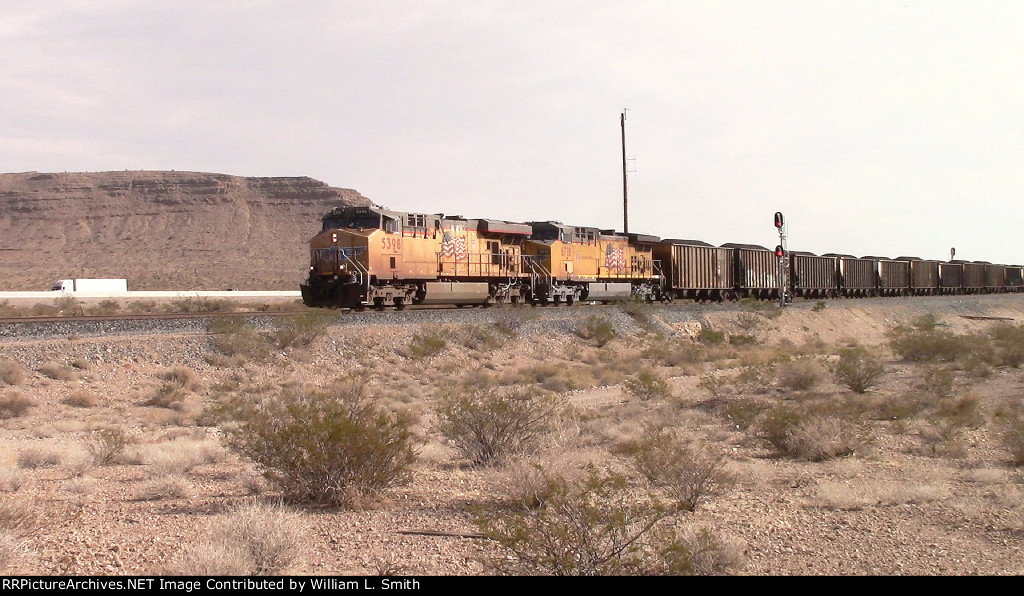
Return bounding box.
[621,109,628,234]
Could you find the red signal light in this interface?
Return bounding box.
[775,245,784,257]
[774,212,784,229]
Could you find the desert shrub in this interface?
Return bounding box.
[83,427,133,466]
[0,361,26,387]
[17,447,60,469]
[146,384,189,411]
[874,393,929,420]
[161,367,202,392]
[617,430,732,511]
[782,416,861,461]
[643,341,707,369]
[207,316,270,361]
[988,323,1024,367]
[173,297,235,313]
[618,299,658,331]
[889,325,970,363]
[459,324,502,352]
[833,346,885,393]
[935,393,985,428]
[812,301,828,312]
[623,367,672,401]
[696,325,726,345]
[492,458,589,510]
[90,299,121,315]
[135,476,193,501]
[30,303,59,316]
[491,308,533,336]
[169,501,305,576]
[0,301,22,318]
[757,405,805,453]
[575,315,616,347]
[727,334,757,346]
[918,421,968,458]
[37,363,77,382]
[915,366,956,399]
[778,359,823,391]
[272,311,334,348]
[226,386,417,507]
[1000,415,1024,466]
[54,296,81,316]
[476,466,743,575]
[406,327,448,359]
[0,495,39,538]
[435,385,559,466]
[734,313,762,332]
[0,392,33,419]
[722,397,765,430]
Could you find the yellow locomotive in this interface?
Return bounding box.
[300,206,664,308]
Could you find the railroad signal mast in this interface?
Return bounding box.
[774,211,788,307]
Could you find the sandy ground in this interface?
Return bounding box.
[0,294,1022,576]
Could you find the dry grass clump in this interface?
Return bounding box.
[757,405,862,461]
[434,385,560,466]
[0,392,33,419]
[137,437,227,475]
[490,456,591,510]
[37,363,78,382]
[167,501,306,576]
[135,476,194,501]
[0,361,26,387]
[934,393,985,428]
[160,367,202,392]
[458,324,503,352]
[63,390,98,408]
[476,465,743,575]
[490,307,535,336]
[16,447,60,469]
[1000,414,1024,466]
[778,359,824,391]
[207,316,270,362]
[0,495,40,538]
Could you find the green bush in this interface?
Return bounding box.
[575,315,616,347]
[833,346,885,393]
[989,323,1024,368]
[435,386,558,466]
[757,405,860,460]
[696,325,726,345]
[624,367,672,401]
[476,466,743,575]
[226,386,416,507]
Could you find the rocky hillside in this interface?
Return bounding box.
[0,171,373,290]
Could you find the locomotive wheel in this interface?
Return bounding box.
[393,298,405,310]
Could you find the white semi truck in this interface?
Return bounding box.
[51,278,128,292]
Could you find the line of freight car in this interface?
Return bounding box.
[655,240,1023,302]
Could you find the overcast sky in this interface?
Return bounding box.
[4,1,1024,264]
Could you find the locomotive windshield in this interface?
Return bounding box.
[322,208,382,231]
